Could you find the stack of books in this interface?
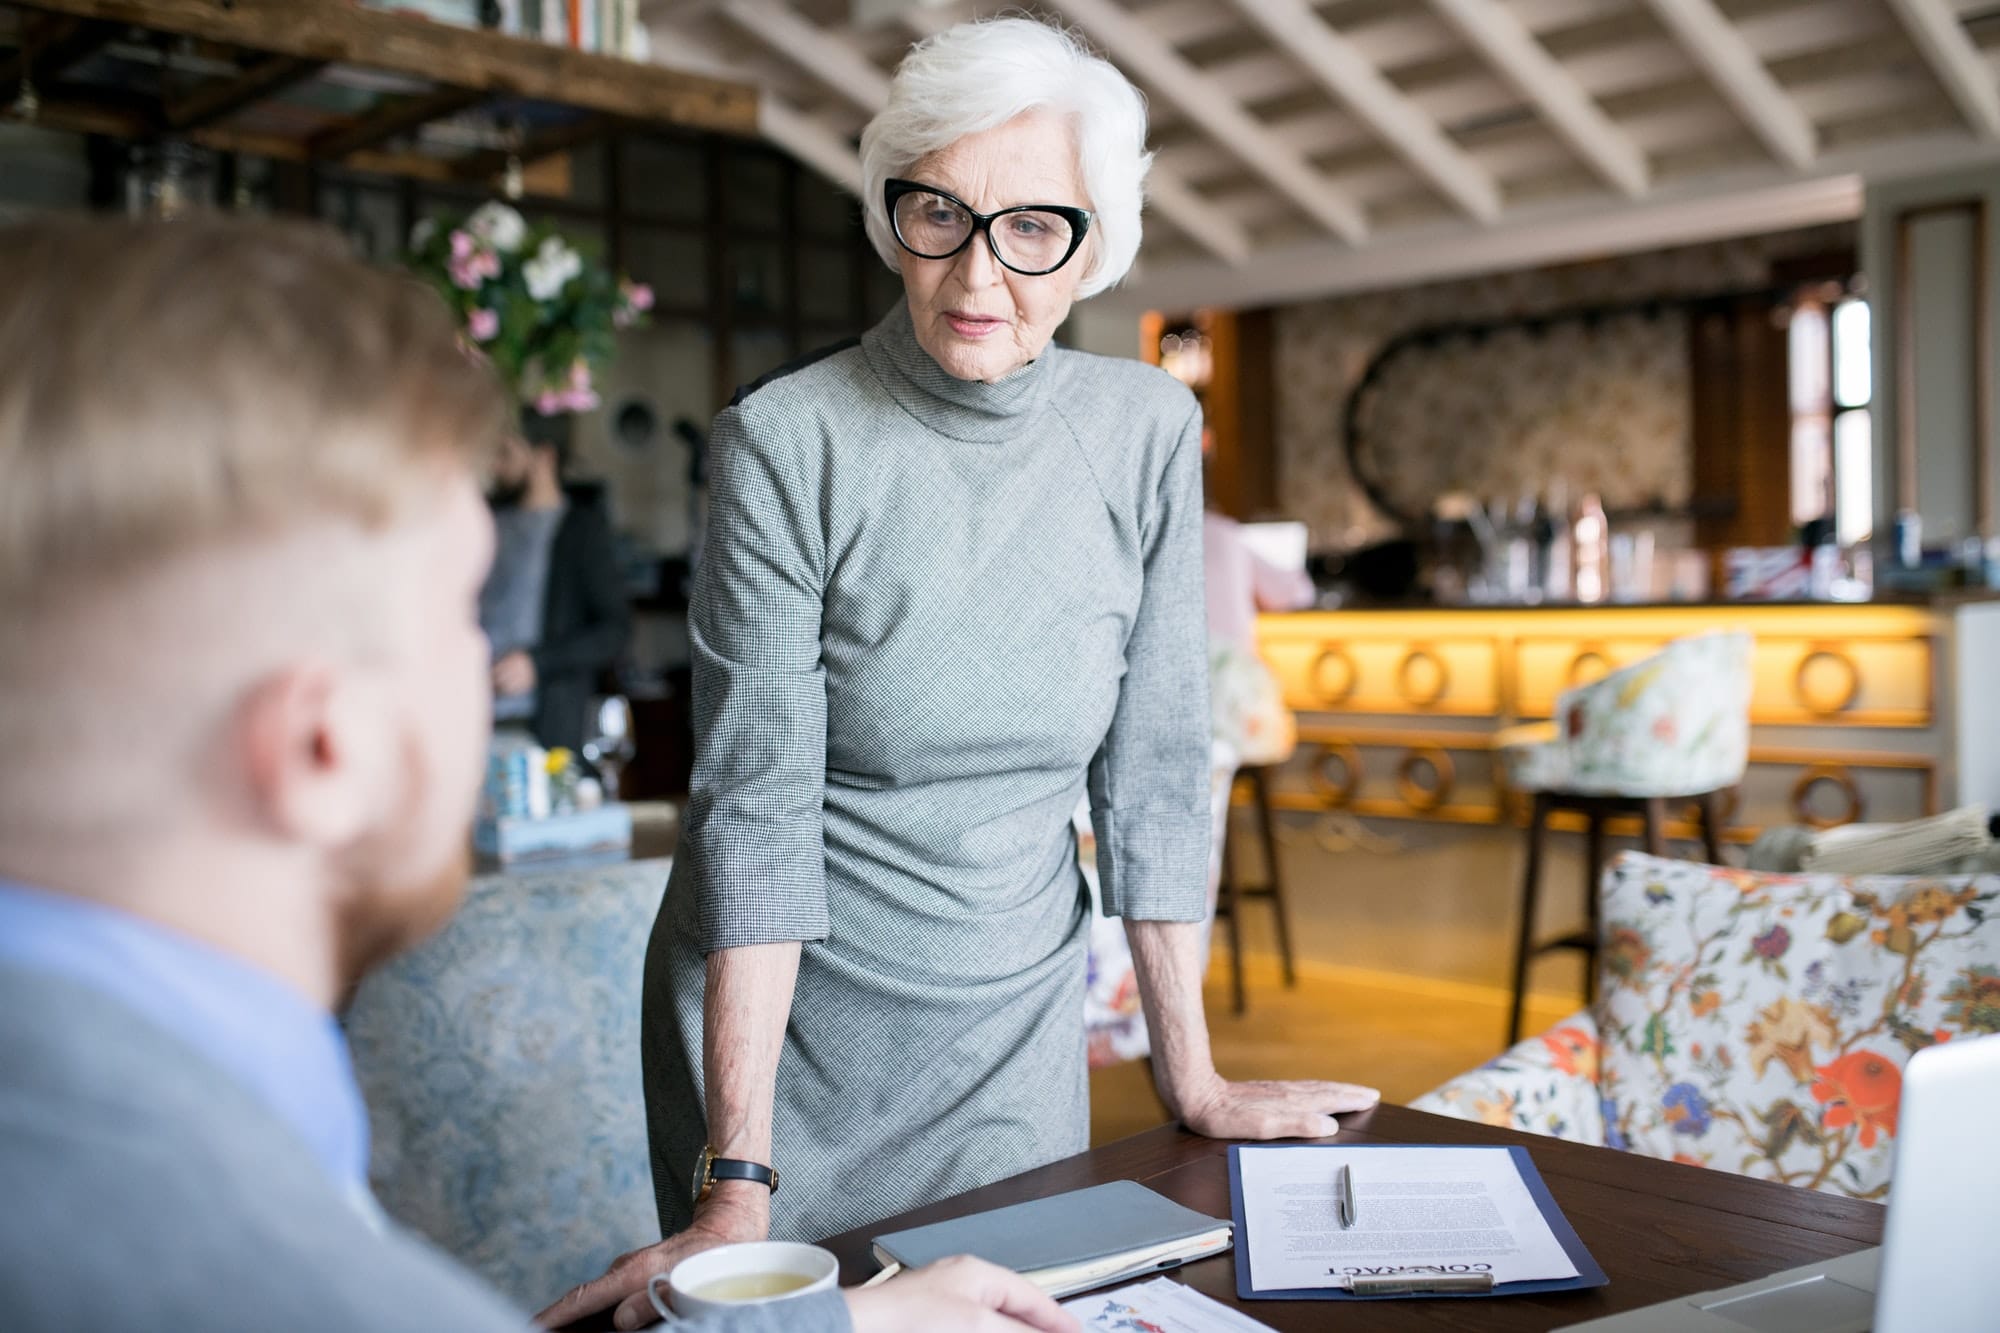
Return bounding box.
[367,2,647,60]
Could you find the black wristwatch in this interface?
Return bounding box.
[692,1144,779,1205]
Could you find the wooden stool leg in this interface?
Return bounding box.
[1697,790,1724,864]
[1583,807,1608,1007]
[1508,793,1551,1046]
[1643,797,1667,857]
[1251,767,1296,988]
[1219,798,1245,1017]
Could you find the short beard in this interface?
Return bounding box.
[326,734,474,1005]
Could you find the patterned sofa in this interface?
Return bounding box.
[343,858,669,1311]
[1414,851,2000,1199]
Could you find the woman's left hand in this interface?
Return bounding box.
[1169,1072,1380,1141]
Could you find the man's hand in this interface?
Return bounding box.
[844,1257,1081,1333]
[533,1188,766,1331]
[1165,1070,1380,1141]
[492,650,537,697]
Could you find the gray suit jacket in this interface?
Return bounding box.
[0,965,850,1333]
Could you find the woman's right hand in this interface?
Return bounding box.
[532,1187,769,1331]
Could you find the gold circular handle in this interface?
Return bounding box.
[1309,645,1359,707]
[1792,764,1863,830]
[1567,645,1614,689]
[1794,647,1861,718]
[1309,741,1363,808]
[1396,646,1450,708]
[1396,745,1455,812]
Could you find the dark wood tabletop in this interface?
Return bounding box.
[816,1103,1885,1331]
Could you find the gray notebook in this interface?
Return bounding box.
[870,1180,1234,1298]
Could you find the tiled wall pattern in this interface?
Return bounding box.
[1271,223,1856,547]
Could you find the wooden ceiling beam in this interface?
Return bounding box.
[1882,0,2000,140]
[0,14,118,91]
[1427,0,1650,198]
[1226,0,1500,223]
[308,86,486,161]
[651,25,868,196]
[1636,0,1816,169]
[1056,0,1367,243]
[15,95,455,181]
[7,0,757,133]
[718,0,889,112]
[166,53,326,131]
[452,111,620,180]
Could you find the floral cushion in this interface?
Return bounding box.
[1409,1011,1606,1146]
[1502,631,1751,797]
[1595,853,2000,1197]
[343,858,668,1311]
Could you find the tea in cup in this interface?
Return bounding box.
[648,1241,840,1321]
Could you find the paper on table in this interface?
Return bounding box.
[1064,1277,1277,1332]
[1235,1146,1580,1292]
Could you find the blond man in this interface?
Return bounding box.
[0,218,1072,1333]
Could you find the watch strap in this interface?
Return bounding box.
[707,1156,779,1193]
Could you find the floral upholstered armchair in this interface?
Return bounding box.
[343,859,668,1310]
[1414,852,2000,1198]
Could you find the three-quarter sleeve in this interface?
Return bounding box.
[1088,404,1213,922]
[685,406,830,951]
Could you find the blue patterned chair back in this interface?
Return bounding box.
[343,858,668,1311]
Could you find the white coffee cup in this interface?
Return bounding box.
[647,1241,840,1322]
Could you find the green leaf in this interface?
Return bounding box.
[1642,1014,1676,1061]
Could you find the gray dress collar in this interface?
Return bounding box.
[862,300,1052,443]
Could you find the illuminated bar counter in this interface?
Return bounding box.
[1254,600,2000,841]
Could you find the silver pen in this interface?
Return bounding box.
[1336,1163,1356,1229]
[1341,1273,1496,1296]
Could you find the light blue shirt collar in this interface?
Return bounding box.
[0,879,370,1191]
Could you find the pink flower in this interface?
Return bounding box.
[533,390,564,416]
[446,230,502,291]
[467,307,499,342]
[615,280,655,330]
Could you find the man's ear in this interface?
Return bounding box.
[237,664,389,848]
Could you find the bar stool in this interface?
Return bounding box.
[1214,764,1296,1016]
[1498,631,1753,1044]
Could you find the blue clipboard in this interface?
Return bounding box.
[1227,1143,1608,1301]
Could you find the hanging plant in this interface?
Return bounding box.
[404,201,653,416]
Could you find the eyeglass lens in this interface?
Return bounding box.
[892,190,1075,273]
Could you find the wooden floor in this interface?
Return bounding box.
[1089,952,1585,1146]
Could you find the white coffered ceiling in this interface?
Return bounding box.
[643,0,2000,310]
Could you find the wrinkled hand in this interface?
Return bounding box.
[533,1191,766,1331]
[493,650,537,697]
[1169,1074,1380,1141]
[844,1257,1081,1333]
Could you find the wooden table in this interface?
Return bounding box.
[817,1104,1885,1331]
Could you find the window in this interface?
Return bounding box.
[1788,290,1872,545]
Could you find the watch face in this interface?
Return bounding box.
[691,1144,714,1205]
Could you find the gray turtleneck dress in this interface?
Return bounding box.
[641,301,1213,1245]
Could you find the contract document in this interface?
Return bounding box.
[1234,1145,1582,1294]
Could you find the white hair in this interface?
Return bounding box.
[859,17,1152,300]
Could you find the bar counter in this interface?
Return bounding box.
[1254,597,2000,839]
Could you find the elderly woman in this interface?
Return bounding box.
[546,18,1377,1330]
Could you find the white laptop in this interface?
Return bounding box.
[1559,1032,2000,1333]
